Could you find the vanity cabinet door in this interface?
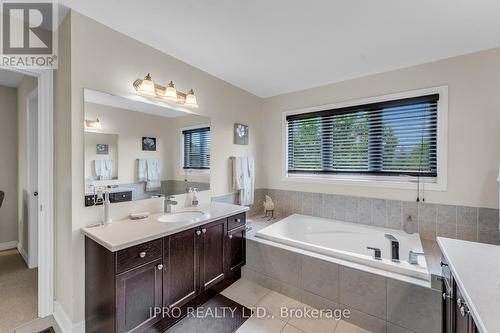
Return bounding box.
[164,228,200,308]
[200,218,226,290]
[227,225,246,274]
[116,259,163,333]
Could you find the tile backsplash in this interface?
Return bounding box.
[214,189,500,245]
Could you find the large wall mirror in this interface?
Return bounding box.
[84,89,210,206]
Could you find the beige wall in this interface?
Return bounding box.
[0,85,18,244]
[54,13,74,321]
[260,47,500,209]
[57,11,262,323]
[17,76,37,253]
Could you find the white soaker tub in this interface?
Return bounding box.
[255,214,430,281]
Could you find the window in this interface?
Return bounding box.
[286,91,444,186]
[182,126,210,170]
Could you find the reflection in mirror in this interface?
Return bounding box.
[84,89,210,207]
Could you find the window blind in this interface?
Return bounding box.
[183,127,211,169]
[286,94,439,177]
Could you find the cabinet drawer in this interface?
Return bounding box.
[227,212,246,231]
[116,239,162,274]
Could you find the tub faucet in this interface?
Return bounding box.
[385,234,400,262]
[164,195,177,213]
[367,247,382,260]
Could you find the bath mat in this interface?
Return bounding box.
[166,294,251,333]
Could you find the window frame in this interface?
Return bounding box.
[180,123,211,174]
[282,86,448,191]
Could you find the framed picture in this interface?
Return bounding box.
[234,123,248,145]
[96,144,109,155]
[142,137,157,151]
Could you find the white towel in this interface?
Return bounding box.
[232,156,255,206]
[146,158,161,191]
[138,158,147,182]
[95,160,112,180]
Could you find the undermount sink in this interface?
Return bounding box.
[158,211,205,223]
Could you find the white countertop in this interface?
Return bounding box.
[437,237,500,333]
[81,202,249,252]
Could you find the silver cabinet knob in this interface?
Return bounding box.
[229,234,233,239]
[460,306,466,317]
[157,264,163,270]
[139,251,146,258]
[196,230,201,236]
[457,298,463,307]
[442,292,451,300]
[202,228,207,234]
[236,218,241,223]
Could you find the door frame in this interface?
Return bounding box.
[26,87,39,269]
[2,66,54,318]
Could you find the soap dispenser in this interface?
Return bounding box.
[103,187,112,225]
[191,188,199,207]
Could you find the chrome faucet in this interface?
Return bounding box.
[367,247,382,260]
[385,234,400,262]
[408,250,425,265]
[164,195,178,213]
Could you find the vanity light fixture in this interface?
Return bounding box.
[185,89,198,107]
[133,74,199,108]
[136,73,156,97]
[164,81,177,100]
[85,117,102,130]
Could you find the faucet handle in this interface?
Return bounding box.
[385,234,398,242]
[367,247,382,260]
[408,250,425,265]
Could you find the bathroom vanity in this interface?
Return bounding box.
[439,237,500,333]
[82,202,249,333]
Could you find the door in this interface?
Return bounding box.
[200,218,226,290]
[116,259,163,333]
[27,88,38,269]
[164,228,200,308]
[227,225,246,274]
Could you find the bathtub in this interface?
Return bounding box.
[255,214,430,281]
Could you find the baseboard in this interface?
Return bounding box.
[53,301,85,333]
[17,243,29,265]
[0,240,18,251]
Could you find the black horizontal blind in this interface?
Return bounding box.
[183,127,210,169]
[287,94,439,177]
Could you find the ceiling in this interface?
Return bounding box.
[0,69,25,88]
[60,0,500,97]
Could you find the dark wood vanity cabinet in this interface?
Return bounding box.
[441,259,479,333]
[116,259,163,333]
[85,212,247,333]
[200,219,227,290]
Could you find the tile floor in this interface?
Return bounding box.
[221,278,372,333]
